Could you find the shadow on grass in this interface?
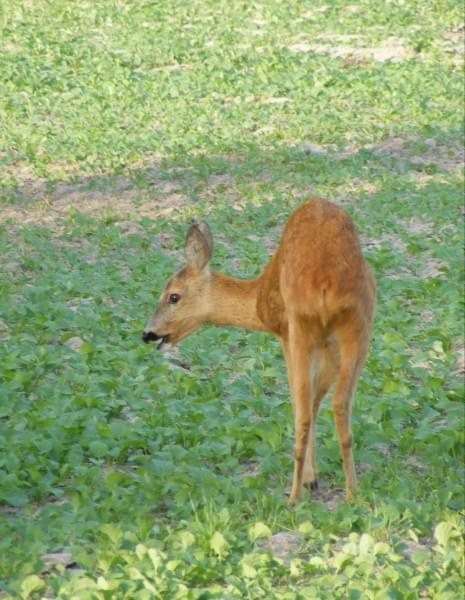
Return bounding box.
[0,125,463,228]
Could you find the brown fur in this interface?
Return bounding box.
[144,199,376,503]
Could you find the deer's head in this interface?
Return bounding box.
[143,222,213,349]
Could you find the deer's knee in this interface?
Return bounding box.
[341,434,353,452]
[332,401,348,420]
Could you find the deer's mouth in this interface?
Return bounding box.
[142,331,170,349]
[157,334,170,350]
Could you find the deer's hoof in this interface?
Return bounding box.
[304,480,319,492]
[288,496,298,508]
[288,488,302,506]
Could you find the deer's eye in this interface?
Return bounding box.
[169,293,180,304]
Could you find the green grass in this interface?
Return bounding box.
[0,0,463,598]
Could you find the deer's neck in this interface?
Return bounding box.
[206,272,267,332]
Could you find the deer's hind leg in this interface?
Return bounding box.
[332,315,370,500]
[303,338,339,491]
[285,315,315,505]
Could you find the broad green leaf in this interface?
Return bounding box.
[373,542,390,555]
[179,531,196,549]
[241,562,257,578]
[89,440,108,458]
[434,522,455,547]
[249,522,272,541]
[411,549,431,565]
[97,576,110,590]
[298,521,315,535]
[359,533,375,555]
[309,556,325,567]
[210,531,229,557]
[148,548,164,571]
[20,575,45,599]
[100,524,123,546]
[333,552,351,573]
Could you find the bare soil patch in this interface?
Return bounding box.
[1,155,246,228]
[1,134,461,232]
[2,176,192,228]
[441,26,465,67]
[287,35,414,62]
[453,346,465,376]
[366,136,464,173]
[303,134,464,174]
[259,531,303,561]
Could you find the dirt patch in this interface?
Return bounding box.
[441,26,465,67]
[332,178,380,203]
[363,136,464,173]
[246,231,279,254]
[405,455,428,472]
[287,35,414,62]
[1,185,187,227]
[301,142,331,156]
[417,258,447,279]
[64,337,85,351]
[207,174,236,188]
[310,484,346,511]
[238,462,261,479]
[419,309,435,325]
[402,217,436,237]
[116,220,146,236]
[0,152,191,225]
[1,133,461,230]
[453,347,465,376]
[259,531,303,561]
[361,232,407,253]
[0,155,244,228]
[386,256,447,281]
[283,478,345,511]
[303,135,464,174]
[41,551,75,570]
[0,318,10,342]
[401,539,434,560]
[1,181,194,229]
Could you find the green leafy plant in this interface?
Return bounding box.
[0,0,463,597]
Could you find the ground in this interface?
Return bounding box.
[0,1,463,598]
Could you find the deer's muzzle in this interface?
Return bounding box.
[142,331,170,349]
[142,331,158,343]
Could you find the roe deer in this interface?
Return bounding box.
[143,199,376,503]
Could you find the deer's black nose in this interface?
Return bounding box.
[143,331,160,344]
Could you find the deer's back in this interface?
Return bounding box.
[257,199,373,337]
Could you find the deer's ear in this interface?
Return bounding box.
[197,221,213,255]
[184,224,212,270]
